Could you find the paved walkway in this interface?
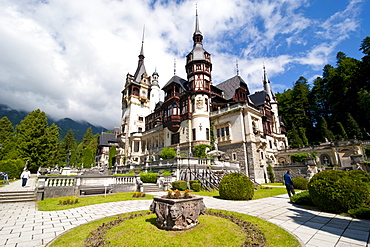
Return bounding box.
[0,177,369,247]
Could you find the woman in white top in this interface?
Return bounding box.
[20,169,31,187]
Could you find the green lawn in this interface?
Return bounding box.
[38,186,289,211]
[49,210,301,247]
[191,186,288,199]
[37,192,154,211]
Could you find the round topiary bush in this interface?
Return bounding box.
[219,173,254,200]
[308,170,369,213]
[172,180,188,191]
[292,177,308,190]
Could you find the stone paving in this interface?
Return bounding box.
[0,177,369,247]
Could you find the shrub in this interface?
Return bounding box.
[348,206,370,219]
[290,153,310,163]
[292,177,308,190]
[290,191,314,206]
[219,173,254,200]
[191,182,201,192]
[308,170,369,213]
[0,159,24,179]
[172,180,187,191]
[267,164,275,183]
[140,173,158,183]
[159,147,176,159]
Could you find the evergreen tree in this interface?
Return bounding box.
[345,113,363,139]
[16,109,59,170]
[82,127,93,149]
[320,117,334,142]
[45,123,59,167]
[334,122,348,140]
[287,124,303,148]
[0,117,16,160]
[108,145,117,167]
[58,129,78,167]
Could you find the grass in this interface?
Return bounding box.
[191,186,288,200]
[49,210,301,247]
[37,192,154,211]
[262,182,285,186]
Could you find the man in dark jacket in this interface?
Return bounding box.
[284,170,295,197]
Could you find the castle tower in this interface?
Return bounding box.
[120,33,151,163]
[149,70,160,112]
[263,66,280,133]
[185,9,212,145]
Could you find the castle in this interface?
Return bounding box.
[117,12,288,183]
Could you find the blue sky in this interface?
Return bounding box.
[0,0,369,129]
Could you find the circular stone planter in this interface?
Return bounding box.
[149,196,206,230]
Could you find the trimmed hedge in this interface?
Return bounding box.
[172,180,187,191]
[292,177,308,190]
[189,180,201,192]
[140,173,158,183]
[0,159,24,179]
[219,173,254,200]
[308,170,369,214]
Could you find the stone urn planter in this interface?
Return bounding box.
[149,196,206,231]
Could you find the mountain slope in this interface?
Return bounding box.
[0,104,107,142]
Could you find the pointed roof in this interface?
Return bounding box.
[263,65,275,102]
[187,8,208,61]
[215,75,249,100]
[194,7,202,37]
[249,91,269,107]
[133,28,147,82]
[162,75,188,91]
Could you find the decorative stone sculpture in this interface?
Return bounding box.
[150,196,206,230]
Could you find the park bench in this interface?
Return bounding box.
[79,186,113,196]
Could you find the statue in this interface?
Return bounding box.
[306,165,313,181]
[66,150,71,167]
[356,163,363,171]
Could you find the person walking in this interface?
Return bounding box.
[283,170,295,197]
[20,169,31,187]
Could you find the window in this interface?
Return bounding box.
[217,129,220,138]
[232,153,237,161]
[138,116,144,121]
[141,102,144,108]
[138,127,142,132]
[269,141,273,149]
[171,133,180,145]
[192,128,196,141]
[221,128,225,137]
[225,126,230,136]
[206,128,209,140]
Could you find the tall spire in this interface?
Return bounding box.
[174,58,177,75]
[263,64,275,102]
[133,26,146,82]
[193,6,203,44]
[236,59,239,76]
[139,25,145,59]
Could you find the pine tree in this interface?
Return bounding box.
[0,117,16,160]
[320,117,334,142]
[345,113,363,139]
[16,109,58,170]
[108,145,117,167]
[334,122,348,140]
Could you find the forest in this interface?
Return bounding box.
[276,36,370,148]
[0,109,99,173]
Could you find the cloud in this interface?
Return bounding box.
[0,0,366,129]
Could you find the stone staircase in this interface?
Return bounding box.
[0,191,36,203]
[143,183,163,193]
